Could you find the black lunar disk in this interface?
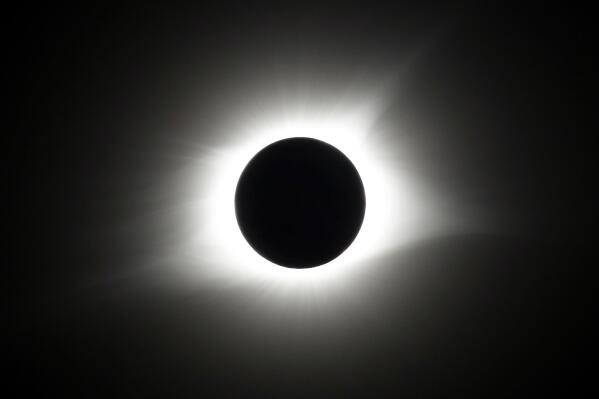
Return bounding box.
[235,137,366,268]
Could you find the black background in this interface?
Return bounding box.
[10,3,592,397]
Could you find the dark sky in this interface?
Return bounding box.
[10,3,591,397]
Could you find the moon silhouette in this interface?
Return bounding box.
[235,137,366,268]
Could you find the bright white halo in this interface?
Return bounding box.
[171,99,442,297]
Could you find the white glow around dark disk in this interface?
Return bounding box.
[171,97,447,296]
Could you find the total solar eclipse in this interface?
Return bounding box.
[235,137,366,268]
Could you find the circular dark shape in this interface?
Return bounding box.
[235,137,366,268]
